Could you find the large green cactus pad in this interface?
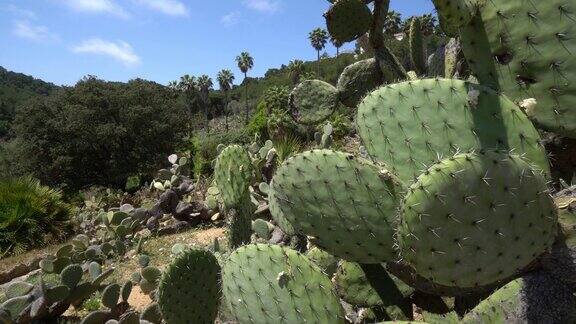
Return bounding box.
[324,0,372,44]
[463,272,576,323]
[357,78,549,182]
[398,151,557,289]
[222,244,345,324]
[334,261,414,307]
[269,149,404,263]
[157,249,221,324]
[214,145,253,209]
[337,58,383,108]
[432,0,481,28]
[459,0,576,138]
[290,80,338,125]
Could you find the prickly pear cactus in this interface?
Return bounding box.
[463,272,576,323]
[357,78,550,182]
[432,0,480,28]
[324,0,372,44]
[456,0,576,138]
[269,149,404,263]
[398,150,557,289]
[337,58,383,108]
[334,261,414,307]
[226,201,254,249]
[157,249,221,324]
[214,145,253,209]
[289,80,338,125]
[305,247,339,277]
[221,244,345,324]
[409,18,426,75]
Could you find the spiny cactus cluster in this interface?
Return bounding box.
[0,258,114,322]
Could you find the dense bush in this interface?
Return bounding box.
[10,77,189,190]
[0,177,73,257]
[190,129,252,177]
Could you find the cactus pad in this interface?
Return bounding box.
[289,80,338,125]
[334,261,414,307]
[432,0,479,28]
[102,284,120,309]
[459,0,576,138]
[463,272,576,323]
[357,78,549,182]
[214,145,253,209]
[269,149,404,263]
[305,247,339,277]
[60,264,83,289]
[251,218,274,240]
[157,249,221,324]
[398,151,557,289]
[337,58,383,108]
[324,0,372,44]
[222,244,345,324]
[409,18,426,74]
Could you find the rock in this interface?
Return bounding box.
[119,204,134,213]
[131,208,149,221]
[174,201,211,223]
[136,228,152,238]
[211,213,222,221]
[147,204,164,219]
[125,249,137,259]
[157,221,190,236]
[174,179,195,197]
[269,227,286,245]
[158,190,179,214]
[146,217,159,231]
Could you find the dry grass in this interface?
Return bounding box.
[0,240,72,273]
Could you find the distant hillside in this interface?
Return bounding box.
[0,67,59,137]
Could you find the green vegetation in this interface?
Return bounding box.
[0,177,72,257]
[0,67,59,138]
[6,76,188,190]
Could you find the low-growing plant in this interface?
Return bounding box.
[0,177,73,257]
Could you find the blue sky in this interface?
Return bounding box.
[0,0,435,87]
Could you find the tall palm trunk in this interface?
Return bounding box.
[336,46,340,56]
[244,72,249,124]
[225,90,229,131]
[203,92,209,132]
[317,50,321,76]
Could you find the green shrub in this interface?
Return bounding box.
[0,177,73,257]
[246,102,269,140]
[190,129,251,177]
[11,77,189,191]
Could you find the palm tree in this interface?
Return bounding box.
[308,28,328,75]
[197,75,213,131]
[217,69,235,131]
[287,60,305,85]
[236,52,254,124]
[330,37,343,57]
[384,11,402,35]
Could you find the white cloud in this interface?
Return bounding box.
[72,39,141,66]
[4,4,37,19]
[134,0,188,17]
[243,0,281,13]
[13,20,59,43]
[59,0,129,18]
[221,12,240,27]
